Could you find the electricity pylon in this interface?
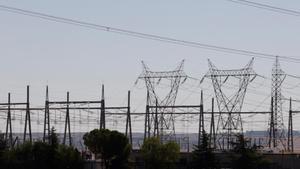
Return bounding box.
[202,58,257,150]
[268,56,286,150]
[136,60,188,141]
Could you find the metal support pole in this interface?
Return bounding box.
[125,90,132,146]
[23,85,32,143]
[288,97,294,152]
[209,98,216,149]
[145,104,150,140]
[147,105,151,138]
[5,93,13,147]
[63,92,67,145]
[63,92,72,146]
[269,97,272,148]
[144,91,149,141]
[43,86,50,143]
[154,98,159,137]
[272,97,276,148]
[291,103,294,153]
[198,90,204,146]
[100,84,105,129]
[146,92,151,138]
[159,98,164,141]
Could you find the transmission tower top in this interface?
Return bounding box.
[136,60,187,81]
[272,56,285,76]
[202,58,257,80]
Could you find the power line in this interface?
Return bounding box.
[226,0,300,16]
[0,4,300,63]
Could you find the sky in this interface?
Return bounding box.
[1,0,300,134]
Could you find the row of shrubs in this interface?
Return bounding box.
[0,129,83,169]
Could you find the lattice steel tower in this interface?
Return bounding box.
[268,56,286,150]
[137,60,187,141]
[203,58,257,149]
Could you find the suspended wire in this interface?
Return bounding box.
[225,0,300,16]
[0,4,300,63]
[250,94,271,112]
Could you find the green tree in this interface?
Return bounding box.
[49,127,59,148]
[83,129,131,169]
[32,141,55,169]
[55,144,84,169]
[231,134,270,169]
[141,137,180,169]
[191,132,216,169]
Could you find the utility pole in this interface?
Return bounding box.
[100,84,105,129]
[43,86,50,143]
[5,93,13,147]
[198,90,205,146]
[63,92,72,146]
[269,97,276,148]
[209,98,216,149]
[144,91,150,141]
[287,97,294,152]
[23,85,32,143]
[125,90,132,146]
[154,98,159,138]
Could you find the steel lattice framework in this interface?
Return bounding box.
[136,60,188,141]
[268,56,287,150]
[203,58,257,149]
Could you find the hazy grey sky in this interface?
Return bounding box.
[1,0,300,133]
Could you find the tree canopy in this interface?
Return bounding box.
[83,128,131,169]
[141,137,180,169]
